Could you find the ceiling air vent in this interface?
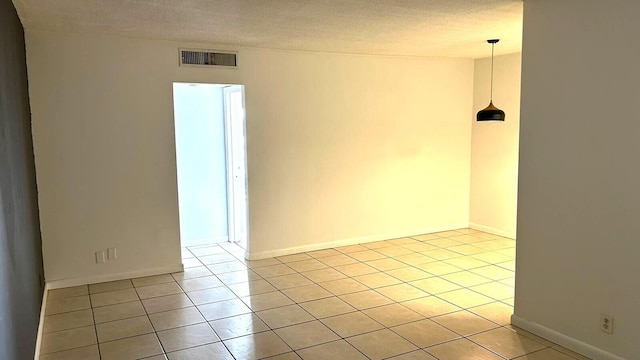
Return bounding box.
[179,49,237,68]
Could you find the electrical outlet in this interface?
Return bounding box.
[107,247,117,260]
[95,251,105,264]
[601,314,613,334]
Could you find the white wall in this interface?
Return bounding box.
[470,53,521,238]
[173,83,229,247]
[25,31,474,281]
[515,1,640,358]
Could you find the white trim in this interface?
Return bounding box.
[33,282,49,360]
[247,223,469,260]
[45,264,184,290]
[469,222,515,239]
[511,315,625,360]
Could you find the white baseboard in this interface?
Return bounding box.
[33,282,50,360]
[469,223,515,239]
[46,264,184,290]
[247,223,469,260]
[511,315,625,360]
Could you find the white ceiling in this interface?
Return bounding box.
[12,0,523,59]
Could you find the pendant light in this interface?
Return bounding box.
[477,39,505,121]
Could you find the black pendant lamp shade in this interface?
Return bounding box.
[477,39,505,122]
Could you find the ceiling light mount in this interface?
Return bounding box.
[477,39,505,122]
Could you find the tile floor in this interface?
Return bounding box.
[40,229,591,360]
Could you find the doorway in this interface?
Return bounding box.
[173,83,248,249]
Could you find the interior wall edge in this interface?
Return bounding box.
[468,223,515,239]
[45,263,184,290]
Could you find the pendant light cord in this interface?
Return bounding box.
[490,42,495,102]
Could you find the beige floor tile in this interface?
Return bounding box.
[473,251,513,264]
[96,315,154,342]
[228,279,277,297]
[441,271,492,287]
[171,266,212,281]
[142,293,193,314]
[443,256,490,270]
[176,276,223,292]
[275,320,340,350]
[425,238,465,248]
[198,298,252,320]
[277,253,313,263]
[411,233,442,241]
[339,289,394,310]
[88,280,133,294]
[268,352,302,360]
[502,297,514,306]
[40,325,97,354]
[188,245,226,256]
[299,297,356,318]
[471,281,515,300]
[207,260,248,274]
[470,327,547,358]
[245,257,282,268]
[39,345,99,360]
[394,253,436,267]
[353,272,402,288]
[336,244,369,253]
[416,261,462,275]
[241,291,294,311]
[148,306,206,331]
[500,277,516,287]
[224,330,292,359]
[187,286,237,305]
[182,257,203,268]
[318,278,369,295]
[437,288,495,308]
[306,248,341,258]
[366,258,407,271]
[132,274,175,287]
[363,302,424,327]
[387,238,419,246]
[317,254,359,267]
[468,301,514,325]
[497,260,516,271]
[348,250,387,262]
[157,322,219,352]
[90,288,138,307]
[515,347,580,360]
[140,355,168,360]
[347,329,418,360]
[45,295,91,315]
[43,309,93,333]
[297,339,368,360]
[392,319,460,347]
[99,333,163,360]
[209,313,269,340]
[198,253,237,265]
[257,304,314,328]
[386,267,432,282]
[265,274,314,290]
[47,286,88,300]
[410,277,461,294]
[376,283,428,302]
[166,342,233,360]
[286,259,328,272]
[426,338,503,360]
[470,265,514,280]
[252,264,297,278]
[136,282,183,300]
[362,240,394,249]
[401,296,461,317]
[550,345,592,360]
[282,284,333,302]
[300,268,346,283]
[93,300,146,323]
[333,263,378,277]
[387,350,438,359]
[431,310,500,336]
[400,242,439,253]
[321,312,384,337]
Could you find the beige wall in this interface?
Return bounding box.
[26,31,474,282]
[470,53,521,238]
[515,0,640,358]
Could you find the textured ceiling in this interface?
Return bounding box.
[12,0,523,58]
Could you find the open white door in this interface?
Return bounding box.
[223,85,248,249]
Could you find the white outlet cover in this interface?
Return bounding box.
[95,251,105,264]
